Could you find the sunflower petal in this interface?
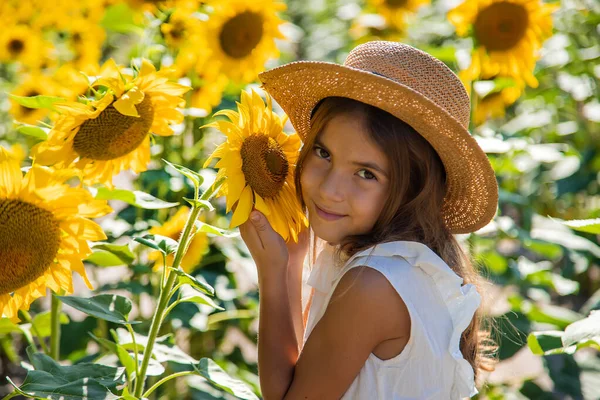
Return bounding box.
[254,193,271,216]
[0,146,23,197]
[229,185,253,228]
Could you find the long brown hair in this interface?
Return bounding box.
[294,96,499,383]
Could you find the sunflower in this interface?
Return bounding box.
[190,73,229,114]
[448,0,558,88]
[148,207,209,273]
[31,59,190,188]
[201,0,286,83]
[161,7,204,49]
[9,73,59,124]
[472,75,524,125]
[67,20,106,73]
[0,24,52,70]
[0,146,111,321]
[203,89,307,242]
[366,0,430,31]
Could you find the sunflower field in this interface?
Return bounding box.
[0,0,599,398]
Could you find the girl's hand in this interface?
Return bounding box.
[287,225,309,269]
[239,210,289,277]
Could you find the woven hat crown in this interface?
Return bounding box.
[344,42,471,129]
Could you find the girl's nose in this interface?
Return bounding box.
[319,168,345,202]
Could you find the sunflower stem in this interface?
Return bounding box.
[126,323,140,388]
[50,294,62,360]
[133,178,224,398]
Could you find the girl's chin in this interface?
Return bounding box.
[311,225,345,245]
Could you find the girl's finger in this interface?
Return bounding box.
[249,211,284,249]
[240,219,264,253]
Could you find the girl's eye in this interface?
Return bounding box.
[314,146,330,159]
[357,169,377,180]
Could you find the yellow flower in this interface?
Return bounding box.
[0,24,52,70]
[203,89,307,242]
[366,0,430,30]
[161,8,204,49]
[52,63,96,102]
[473,77,524,125]
[31,59,190,188]
[67,20,106,73]
[148,207,209,273]
[448,0,558,88]
[190,73,229,115]
[9,73,60,124]
[200,0,287,83]
[0,146,112,321]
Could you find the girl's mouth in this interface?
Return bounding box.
[314,203,346,221]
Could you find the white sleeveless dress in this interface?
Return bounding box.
[302,240,481,399]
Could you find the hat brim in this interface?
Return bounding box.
[258,61,498,234]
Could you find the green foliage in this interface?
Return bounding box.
[57,294,140,325]
[8,94,66,111]
[6,347,125,400]
[93,187,179,209]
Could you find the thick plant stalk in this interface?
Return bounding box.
[133,180,223,397]
[50,294,61,360]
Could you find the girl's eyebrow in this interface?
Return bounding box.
[314,138,389,178]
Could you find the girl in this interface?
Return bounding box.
[239,41,499,399]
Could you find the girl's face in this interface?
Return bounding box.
[300,113,390,245]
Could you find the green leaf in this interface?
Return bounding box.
[523,302,583,329]
[85,250,128,267]
[118,387,138,400]
[0,318,22,335]
[93,187,178,209]
[115,328,197,365]
[0,318,34,346]
[91,243,135,265]
[100,3,144,34]
[57,294,140,325]
[89,332,136,379]
[170,268,215,296]
[183,197,214,211]
[562,310,600,348]
[16,125,49,140]
[163,159,204,190]
[531,225,600,258]
[527,331,566,355]
[8,94,66,111]
[195,220,239,238]
[178,285,224,310]
[559,218,600,234]
[6,347,125,400]
[192,358,259,400]
[31,311,69,338]
[134,234,178,256]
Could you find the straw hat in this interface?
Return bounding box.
[258,41,498,234]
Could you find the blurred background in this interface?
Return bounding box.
[0,0,599,398]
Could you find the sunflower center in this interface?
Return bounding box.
[385,0,409,8]
[240,135,289,199]
[219,11,264,59]
[73,95,154,161]
[170,21,186,40]
[72,32,82,44]
[474,2,529,52]
[8,39,25,55]
[0,199,61,295]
